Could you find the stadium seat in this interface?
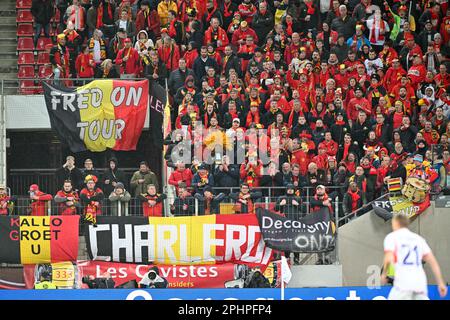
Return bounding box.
[36,38,53,51]
[19,80,37,95]
[16,0,32,9]
[17,10,34,23]
[18,65,35,79]
[18,51,35,65]
[17,37,34,51]
[38,65,53,78]
[17,24,34,37]
[36,52,49,65]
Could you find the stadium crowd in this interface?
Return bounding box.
[20,0,450,220]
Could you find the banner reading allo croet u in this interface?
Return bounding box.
[86,215,273,267]
[43,80,148,152]
[0,216,79,264]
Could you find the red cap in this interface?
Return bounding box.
[29,184,39,192]
[404,33,414,41]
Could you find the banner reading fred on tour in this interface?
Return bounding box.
[43,80,148,152]
[0,216,79,264]
[85,215,273,267]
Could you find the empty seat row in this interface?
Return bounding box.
[17,37,53,51]
[18,65,53,79]
[18,51,50,65]
[17,24,57,37]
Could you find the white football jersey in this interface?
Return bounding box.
[384,228,431,293]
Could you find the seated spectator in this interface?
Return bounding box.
[28,184,53,216]
[0,184,14,215]
[171,183,194,216]
[139,184,166,217]
[80,175,104,225]
[229,183,262,214]
[194,186,226,215]
[192,163,215,195]
[130,161,159,197]
[108,183,131,216]
[95,59,119,78]
[169,161,193,194]
[55,180,81,215]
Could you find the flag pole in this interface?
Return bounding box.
[163,78,169,216]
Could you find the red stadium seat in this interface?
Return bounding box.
[17,37,34,51]
[36,52,49,65]
[16,0,32,9]
[18,52,35,65]
[36,38,53,51]
[38,65,53,78]
[17,24,34,37]
[18,65,35,79]
[17,10,34,23]
[19,80,37,95]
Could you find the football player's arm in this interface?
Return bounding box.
[423,251,448,298]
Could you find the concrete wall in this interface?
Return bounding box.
[288,265,343,288]
[338,202,450,286]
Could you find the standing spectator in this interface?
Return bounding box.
[50,34,71,83]
[95,58,120,78]
[213,155,240,191]
[331,5,356,40]
[108,183,131,216]
[135,30,154,61]
[57,0,71,31]
[92,0,116,41]
[64,0,87,43]
[115,38,140,78]
[204,18,229,54]
[101,157,126,197]
[54,180,81,215]
[80,175,104,226]
[31,0,55,48]
[130,161,159,197]
[144,51,169,86]
[108,28,128,60]
[75,45,96,79]
[167,10,185,46]
[251,1,274,46]
[220,0,238,31]
[139,184,166,217]
[87,29,107,66]
[193,46,219,88]
[194,186,226,215]
[310,185,333,215]
[55,155,83,191]
[158,0,178,27]
[115,8,136,39]
[343,181,365,215]
[171,183,194,216]
[168,58,194,97]
[0,185,14,215]
[82,159,100,186]
[366,9,390,52]
[136,0,161,42]
[28,184,53,216]
[157,36,181,72]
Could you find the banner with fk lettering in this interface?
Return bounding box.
[0,216,79,264]
[43,80,148,152]
[85,215,273,267]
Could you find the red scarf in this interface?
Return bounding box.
[306,1,315,14]
[286,21,293,36]
[345,160,356,174]
[348,189,361,212]
[375,123,383,138]
[96,3,113,28]
[246,111,261,127]
[206,8,217,24]
[168,19,177,38]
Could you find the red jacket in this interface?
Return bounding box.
[140,193,164,217]
[169,169,193,192]
[56,190,79,215]
[318,140,339,157]
[407,64,426,89]
[115,47,140,75]
[0,194,12,215]
[75,53,95,78]
[347,97,371,121]
[30,191,53,216]
[183,49,198,69]
[136,9,161,39]
[291,149,310,176]
[204,26,229,52]
[158,44,180,72]
[231,27,258,47]
[384,66,406,89]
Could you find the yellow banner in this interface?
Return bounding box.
[78,80,116,152]
[51,262,76,288]
[148,215,216,265]
[390,196,419,218]
[20,217,52,264]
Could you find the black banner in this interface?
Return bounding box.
[256,208,336,253]
[372,194,393,221]
[149,81,166,150]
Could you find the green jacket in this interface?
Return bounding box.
[130,170,159,197]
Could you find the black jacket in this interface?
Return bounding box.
[213,164,240,188]
[343,189,365,214]
[222,53,242,78]
[31,0,55,24]
[192,56,219,87]
[331,16,356,40]
[144,61,169,87]
[100,158,126,196]
[168,68,195,96]
[55,166,83,192]
[172,196,195,216]
[252,11,274,45]
[275,194,303,219]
